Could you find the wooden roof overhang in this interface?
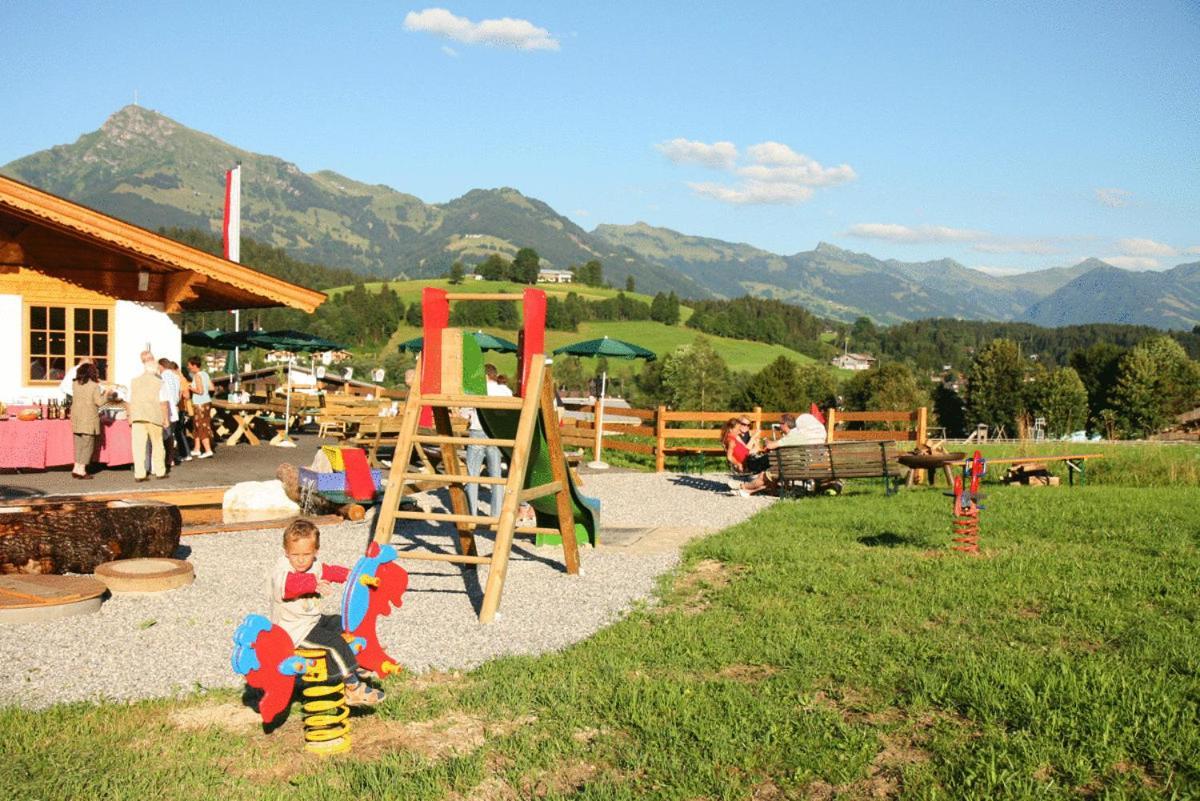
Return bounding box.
[0,174,326,313]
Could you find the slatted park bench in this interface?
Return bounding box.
[770,440,904,498]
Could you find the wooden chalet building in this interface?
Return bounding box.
[0,174,325,401]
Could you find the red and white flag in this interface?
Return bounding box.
[222,165,241,263]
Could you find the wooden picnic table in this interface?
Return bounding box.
[211,399,279,446]
[945,453,1104,486]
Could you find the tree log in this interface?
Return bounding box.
[0,499,181,575]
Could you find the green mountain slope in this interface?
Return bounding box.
[594,224,1031,323]
[1,106,706,297]
[1021,262,1200,329]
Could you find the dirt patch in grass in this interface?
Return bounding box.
[169,702,262,733]
[520,760,602,797]
[715,664,779,683]
[669,559,748,614]
[800,689,982,798]
[351,711,538,761]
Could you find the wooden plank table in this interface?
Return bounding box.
[945,453,1103,486]
[211,399,270,445]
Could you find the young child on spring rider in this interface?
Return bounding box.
[231,519,409,723]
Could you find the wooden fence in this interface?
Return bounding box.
[559,404,928,472]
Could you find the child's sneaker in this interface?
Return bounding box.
[344,681,384,707]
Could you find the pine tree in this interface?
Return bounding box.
[966,339,1025,435]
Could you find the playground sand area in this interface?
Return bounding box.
[0,471,772,709]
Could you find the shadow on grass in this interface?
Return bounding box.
[858,531,926,548]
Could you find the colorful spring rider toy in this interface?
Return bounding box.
[295,648,351,755]
[950,450,986,554]
[231,543,409,753]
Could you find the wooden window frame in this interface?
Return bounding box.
[23,301,115,386]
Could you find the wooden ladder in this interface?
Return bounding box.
[372,353,580,623]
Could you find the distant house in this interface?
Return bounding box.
[831,353,876,371]
[537,269,573,284]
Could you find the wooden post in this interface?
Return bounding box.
[591,393,606,466]
[825,407,837,443]
[539,365,580,575]
[655,405,667,472]
[912,406,929,485]
[479,358,546,623]
[753,406,762,443]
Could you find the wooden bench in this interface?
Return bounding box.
[770,440,903,498]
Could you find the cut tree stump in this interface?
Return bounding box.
[0,499,181,575]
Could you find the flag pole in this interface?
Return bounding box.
[223,164,242,393]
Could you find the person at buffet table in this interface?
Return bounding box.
[130,351,169,481]
[159,359,191,463]
[186,356,215,459]
[69,361,109,479]
[60,357,91,406]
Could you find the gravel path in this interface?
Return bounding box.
[0,471,772,709]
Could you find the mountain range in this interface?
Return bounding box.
[4,105,1198,330]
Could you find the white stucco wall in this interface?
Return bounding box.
[0,294,181,402]
[112,300,181,391]
[0,294,24,402]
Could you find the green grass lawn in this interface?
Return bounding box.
[4,481,1197,800]
[385,319,814,378]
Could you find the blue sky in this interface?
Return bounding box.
[3,1,1198,273]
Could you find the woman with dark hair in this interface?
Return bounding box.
[186,356,215,458]
[70,362,107,479]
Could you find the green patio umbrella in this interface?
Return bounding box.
[243,330,345,353]
[398,331,519,354]
[552,336,656,468]
[236,331,346,446]
[181,329,233,347]
[551,336,656,361]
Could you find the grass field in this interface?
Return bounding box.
[3,478,1197,800]
[385,320,814,378]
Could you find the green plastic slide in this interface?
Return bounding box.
[459,335,599,546]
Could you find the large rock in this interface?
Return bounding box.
[222,480,300,523]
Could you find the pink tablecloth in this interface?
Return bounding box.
[0,418,133,469]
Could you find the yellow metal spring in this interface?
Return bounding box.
[295,647,351,756]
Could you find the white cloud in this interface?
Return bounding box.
[1095,187,1132,208]
[441,45,459,57]
[1103,255,1160,270]
[1117,237,1175,257]
[572,209,591,218]
[688,181,814,205]
[847,223,983,244]
[655,139,738,169]
[1185,245,1200,255]
[657,138,854,205]
[404,8,559,51]
[736,162,857,188]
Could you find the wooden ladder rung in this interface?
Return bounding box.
[399,473,508,485]
[514,525,569,537]
[392,550,492,565]
[394,511,500,525]
[414,434,517,447]
[519,481,562,502]
[421,394,525,410]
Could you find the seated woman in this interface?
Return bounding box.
[721,417,773,496]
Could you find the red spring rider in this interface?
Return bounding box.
[950,450,986,554]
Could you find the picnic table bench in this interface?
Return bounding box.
[948,453,1103,487]
[771,440,904,498]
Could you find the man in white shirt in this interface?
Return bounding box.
[463,365,514,519]
[157,358,184,465]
